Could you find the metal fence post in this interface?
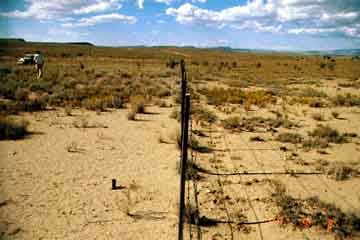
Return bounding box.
[178,93,190,240]
[180,59,187,147]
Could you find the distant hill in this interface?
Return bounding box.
[0,38,94,46]
[0,38,26,43]
[1,38,359,56]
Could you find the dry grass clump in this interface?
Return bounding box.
[327,162,359,181]
[276,132,303,144]
[128,95,146,120]
[192,105,218,124]
[295,87,328,98]
[82,95,124,112]
[169,108,180,121]
[130,95,146,113]
[222,116,298,132]
[0,117,29,140]
[311,113,325,121]
[288,96,328,108]
[302,138,329,150]
[222,116,242,130]
[301,125,357,150]
[308,125,348,144]
[332,93,360,107]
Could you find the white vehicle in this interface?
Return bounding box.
[17,54,35,65]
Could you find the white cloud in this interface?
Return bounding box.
[166,0,360,37]
[154,0,206,6]
[74,1,122,15]
[0,0,125,19]
[62,13,137,27]
[137,0,144,9]
[155,0,174,5]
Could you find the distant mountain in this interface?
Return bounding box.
[211,47,360,56]
[218,47,360,56]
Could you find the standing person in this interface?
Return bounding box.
[34,51,44,79]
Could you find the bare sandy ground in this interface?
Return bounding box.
[0,106,180,239]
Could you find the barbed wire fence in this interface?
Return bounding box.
[176,59,358,240]
[176,59,296,240]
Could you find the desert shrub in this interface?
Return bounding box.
[331,111,339,119]
[332,93,360,107]
[130,95,146,114]
[61,52,71,58]
[191,60,199,66]
[319,62,326,68]
[170,108,181,121]
[14,96,48,112]
[222,116,297,132]
[158,100,169,108]
[302,138,329,150]
[309,125,348,144]
[166,58,178,69]
[297,88,328,98]
[120,72,132,79]
[312,113,325,121]
[110,95,124,109]
[156,87,171,97]
[250,136,265,142]
[14,88,29,101]
[309,99,327,108]
[127,109,137,120]
[327,163,359,181]
[192,106,218,124]
[0,80,24,99]
[226,80,250,88]
[189,136,211,153]
[82,97,106,112]
[29,81,53,92]
[276,132,303,144]
[64,105,73,116]
[0,117,29,140]
[222,116,241,130]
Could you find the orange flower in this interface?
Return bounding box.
[301,218,312,228]
[276,215,286,225]
[327,218,335,232]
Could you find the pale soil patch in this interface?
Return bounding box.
[0,107,179,239]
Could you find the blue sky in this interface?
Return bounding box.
[1,0,359,50]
